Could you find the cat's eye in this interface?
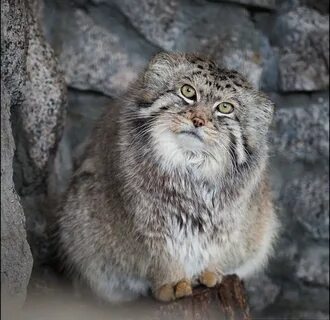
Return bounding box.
[181,84,196,99]
[216,102,234,114]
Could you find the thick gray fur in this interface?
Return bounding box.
[56,52,279,302]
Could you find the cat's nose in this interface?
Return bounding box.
[192,117,205,128]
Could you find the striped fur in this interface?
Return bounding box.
[55,52,278,303]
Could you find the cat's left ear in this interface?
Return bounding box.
[144,52,179,90]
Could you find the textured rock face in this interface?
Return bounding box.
[1,83,33,311]
[43,1,157,97]
[270,96,329,162]
[11,0,67,267]
[245,273,281,311]
[13,2,67,197]
[274,6,329,91]
[21,7,66,172]
[1,0,33,309]
[1,0,67,311]
[44,0,272,90]
[296,246,329,287]
[282,174,329,240]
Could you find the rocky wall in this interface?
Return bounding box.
[1,0,66,316]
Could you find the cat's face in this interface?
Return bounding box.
[126,53,273,178]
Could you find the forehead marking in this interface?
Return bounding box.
[233,81,243,87]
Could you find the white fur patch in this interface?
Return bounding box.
[150,125,229,180]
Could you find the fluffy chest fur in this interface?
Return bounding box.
[127,168,247,277]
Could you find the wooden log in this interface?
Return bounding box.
[153,275,251,320]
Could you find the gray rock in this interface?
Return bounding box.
[273,6,329,91]
[48,89,112,198]
[275,284,329,316]
[291,311,330,320]
[1,0,27,105]
[1,83,33,312]
[43,2,157,97]
[301,0,329,13]
[1,1,33,310]
[2,0,67,277]
[245,273,281,311]
[270,96,329,163]
[282,174,329,239]
[20,4,67,173]
[113,0,272,88]
[296,246,329,287]
[113,0,180,51]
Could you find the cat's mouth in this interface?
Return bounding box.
[179,130,203,142]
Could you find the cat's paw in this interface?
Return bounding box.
[153,279,192,302]
[174,279,192,299]
[199,270,222,288]
[154,284,175,302]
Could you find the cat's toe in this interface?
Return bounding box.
[175,279,192,298]
[199,271,220,288]
[154,284,175,302]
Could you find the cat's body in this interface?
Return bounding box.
[56,53,279,302]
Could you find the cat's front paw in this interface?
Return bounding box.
[199,270,222,287]
[154,283,175,302]
[174,279,192,298]
[153,279,192,302]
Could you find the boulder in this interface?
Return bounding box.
[296,246,329,287]
[1,83,33,312]
[245,273,281,311]
[43,1,157,97]
[1,0,33,310]
[270,96,329,163]
[1,0,67,306]
[114,0,271,87]
[281,174,329,240]
[273,6,329,91]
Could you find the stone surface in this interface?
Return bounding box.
[7,0,67,271]
[12,0,67,196]
[1,83,33,311]
[43,1,157,97]
[114,0,270,88]
[296,246,329,287]
[301,0,330,13]
[2,0,67,307]
[273,6,329,91]
[245,273,281,311]
[113,0,180,51]
[20,5,67,172]
[44,0,272,90]
[281,174,329,240]
[48,89,112,198]
[270,96,329,163]
[1,0,33,310]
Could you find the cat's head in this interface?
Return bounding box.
[124,52,274,178]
